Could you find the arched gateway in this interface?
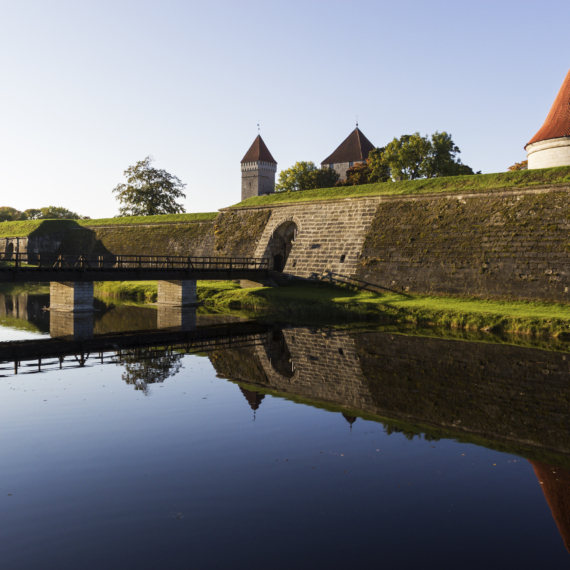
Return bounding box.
[265,221,297,272]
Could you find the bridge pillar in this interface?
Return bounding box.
[49,282,94,312]
[157,280,197,307]
[50,311,94,339]
[157,307,197,331]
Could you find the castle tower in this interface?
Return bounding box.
[321,127,375,180]
[526,69,570,169]
[240,135,277,201]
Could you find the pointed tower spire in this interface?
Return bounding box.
[321,127,375,180]
[526,69,570,169]
[240,135,277,201]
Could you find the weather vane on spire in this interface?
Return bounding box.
[257,121,260,134]
[356,115,359,128]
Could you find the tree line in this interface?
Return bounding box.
[0,206,88,222]
[275,131,481,192]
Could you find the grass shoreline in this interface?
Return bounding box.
[89,280,570,338]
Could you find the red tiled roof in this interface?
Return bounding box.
[241,135,277,164]
[321,128,375,165]
[526,70,570,148]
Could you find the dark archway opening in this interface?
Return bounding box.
[4,242,13,261]
[268,221,297,273]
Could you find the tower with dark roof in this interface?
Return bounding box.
[240,135,277,201]
[526,69,570,169]
[321,127,375,180]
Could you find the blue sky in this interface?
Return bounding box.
[1,0,568,218]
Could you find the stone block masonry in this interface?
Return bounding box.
[49,282,94,312]
[157,280,197,307]
[251,198,379,278]
[356,185,570,301]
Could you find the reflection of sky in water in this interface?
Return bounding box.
[0,289,569,567]
[0,318,48,342]
[0,351,568,568]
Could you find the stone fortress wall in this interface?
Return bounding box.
[211,327,570,461]
[8,181,570,303]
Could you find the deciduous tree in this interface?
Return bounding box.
[275,161,339,192]
[113,156,186,216]
[508,160,528,171]
[371,132,477,180]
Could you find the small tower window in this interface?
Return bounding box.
[340,254,346,263]
[349,162,354,167]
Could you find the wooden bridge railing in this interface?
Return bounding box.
[1,253,270,272]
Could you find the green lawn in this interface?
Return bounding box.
[230,166,570,208]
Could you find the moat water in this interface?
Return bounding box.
[1,289,570,569]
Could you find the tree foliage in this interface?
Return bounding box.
[369,132,477,181]
[275,161,340,192]
[113,156,186,216]
[336,157,390,187]
[0,206,85,221]
[0,207,23,222]
[508,160,528,171]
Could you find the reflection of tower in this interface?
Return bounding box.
[342,412,357,433]
[530,460,570,553]
[239,386,265,420]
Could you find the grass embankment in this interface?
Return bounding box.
[94,281,158,303]
[0,212,218,238]
[202,281,570,337]
[95,279,570,337]
[231,166,570,208]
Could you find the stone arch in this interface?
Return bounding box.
[262,217,300,272]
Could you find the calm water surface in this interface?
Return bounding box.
[0,291,569,569]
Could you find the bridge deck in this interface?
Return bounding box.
[0,254,270,282]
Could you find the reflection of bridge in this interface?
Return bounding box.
[0,321,272,376]
[0,253,269,311]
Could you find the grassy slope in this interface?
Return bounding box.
[198,281,570,336]
[0,212,218,238]
[230,166,570,208]
[94,279,570,337]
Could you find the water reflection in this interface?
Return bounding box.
[116,347,184,395]
[3,291,570,563]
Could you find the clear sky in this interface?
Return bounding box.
[1,0,568,218]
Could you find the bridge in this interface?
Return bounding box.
[0,253,270,312]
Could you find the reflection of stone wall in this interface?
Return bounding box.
[210,327,570,457]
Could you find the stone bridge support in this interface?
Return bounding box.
[50,282,94,312]
[157,280,197,307]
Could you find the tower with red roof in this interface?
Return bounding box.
[526,70,570,169]
[240,135,277,201]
